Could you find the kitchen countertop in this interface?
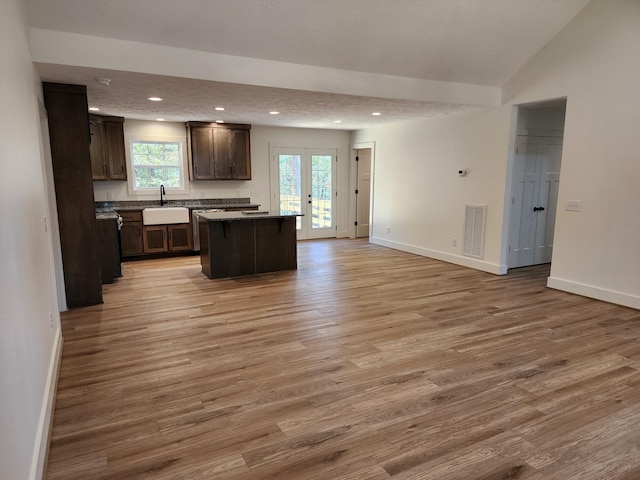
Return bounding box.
[198,211,301,221]
[95,198,260,213]
[95,212,120,220]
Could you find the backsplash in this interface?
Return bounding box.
[95,198,258,212]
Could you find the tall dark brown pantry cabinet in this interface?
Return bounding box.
[43,82,102,307]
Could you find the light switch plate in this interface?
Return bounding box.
[565,200,582,212]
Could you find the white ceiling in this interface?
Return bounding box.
[27,0,591,129]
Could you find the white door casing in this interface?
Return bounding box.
[355,148,372,237]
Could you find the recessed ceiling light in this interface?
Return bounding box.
[269,111,280,115]
[216,120,224,123]
[95,77,111,86]
[334,120,342,123]
[88,107,100,111]
[372,112,382,116]
[156,118,165,122]
[147,97,163,102]
[215,107,225,111]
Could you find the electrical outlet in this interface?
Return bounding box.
[452,238,457,247]
[387,226,391,233]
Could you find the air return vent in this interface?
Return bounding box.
[463,204,486,259]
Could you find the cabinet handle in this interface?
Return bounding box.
[121,165,124,173]
[194,165,198,174]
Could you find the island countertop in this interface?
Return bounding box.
[198,211,302,221]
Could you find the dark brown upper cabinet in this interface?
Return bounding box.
[90,114,127,181]
[186,122,251,180]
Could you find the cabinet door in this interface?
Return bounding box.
[96,218,121,284]
[89,116,108,180]
[230,129,251,179]
[120,223,144,256]
[190,127,214,179]
[105,120,127,180]
[168,224,192,251]
[213,129,233,179]
[143,226,168,253]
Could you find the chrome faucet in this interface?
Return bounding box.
[160,184,166,206]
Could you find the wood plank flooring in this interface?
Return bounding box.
[46,239,640,479]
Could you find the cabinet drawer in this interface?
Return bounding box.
[118,210,142,222]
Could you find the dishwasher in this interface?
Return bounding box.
[192,209,223,251]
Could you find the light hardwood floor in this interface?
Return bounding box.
[46,239,640,479]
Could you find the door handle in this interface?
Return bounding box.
[533,206,546,212]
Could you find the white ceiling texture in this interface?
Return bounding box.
[27,0,590,129]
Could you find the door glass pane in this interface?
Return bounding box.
[311,155,332,229]
[279,154,302,230]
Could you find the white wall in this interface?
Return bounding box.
[0,0,62,478]
[352,107,512,274]
[353,0,640,308]
[503,0,640,308]
[94,122,351,235]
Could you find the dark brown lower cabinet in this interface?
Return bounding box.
[119,211,144,257]
[143,224,192,253]
[200,217,297,279]
[168,224,192,251]
[96,218,121,284]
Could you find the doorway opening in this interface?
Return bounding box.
[507,99,567,271]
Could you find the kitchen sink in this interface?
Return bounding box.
[142,207,190,225]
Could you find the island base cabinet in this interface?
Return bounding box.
[201,220,255,278]
[255,217,297,274]
[200,217,297,279]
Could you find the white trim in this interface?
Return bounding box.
[547,277,640,310]
[350,141,376,239]
[371,236,507,275]
[30,328,63,480]
[125,133,190,196]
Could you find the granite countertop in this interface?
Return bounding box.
[198,211,302,221]
[95,212,120,220]
[95,198,260,213]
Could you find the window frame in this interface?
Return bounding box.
[126,134,190,196]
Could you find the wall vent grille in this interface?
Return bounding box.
[463,204,487,259]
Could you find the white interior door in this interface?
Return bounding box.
[275,148,336,240]
[508,136,562,268]
[355,148,371,237]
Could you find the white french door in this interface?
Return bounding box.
[508,136,562,268]
[274,148,336,240]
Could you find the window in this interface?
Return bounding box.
[130,140,184,190]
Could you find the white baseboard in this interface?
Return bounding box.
[30,328,63,480]
[370,236,507,275]
[547,277,640,310]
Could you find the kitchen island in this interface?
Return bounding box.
[197,211,300,279]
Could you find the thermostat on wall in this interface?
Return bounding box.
[458,169,468,177]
